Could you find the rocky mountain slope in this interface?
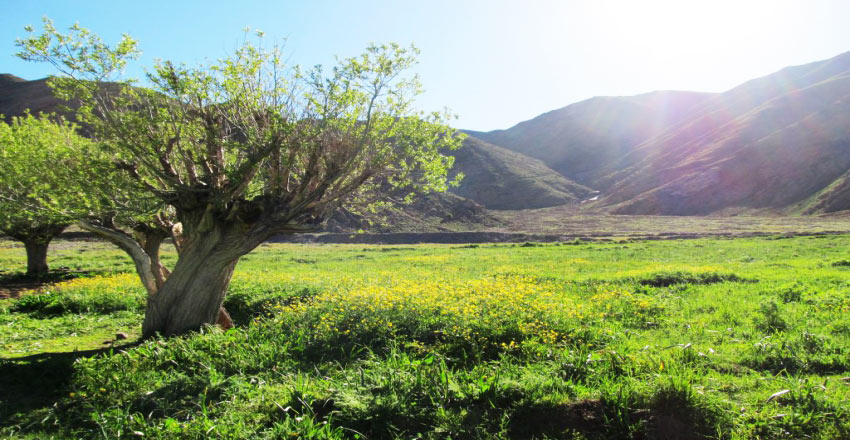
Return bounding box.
[0,74,71,121]
[468,90,715,189]
[603,51,850,214]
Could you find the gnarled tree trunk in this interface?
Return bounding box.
[79,219,235,336]
[81,215,243,337]
[141,218,246,337]
[81,199,318,338]
[142,253,239,337]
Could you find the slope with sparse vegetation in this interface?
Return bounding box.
[448,136,593,209]
[470,51,850,216]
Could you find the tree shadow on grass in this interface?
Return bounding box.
[0,342,141,427]
[508,396,722,440]
[0,269,96,299]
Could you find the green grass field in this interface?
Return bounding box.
[1,235,850,439]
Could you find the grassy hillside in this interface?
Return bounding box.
[800,169,850,214]
[2,235,850,439]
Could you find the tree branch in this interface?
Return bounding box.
[78,219,159,296]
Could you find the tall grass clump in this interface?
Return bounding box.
[10,274,145,316]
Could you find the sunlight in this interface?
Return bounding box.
[555,0,802,93]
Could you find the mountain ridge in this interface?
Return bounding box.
[602,51,850,214]
[472,50,850,215]
[468,90,716,189]
[6,49,850,218]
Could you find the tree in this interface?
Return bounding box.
[17,19,463,337]
[0,113,96,277]
[0,115,231,325]
[0,112,182,298]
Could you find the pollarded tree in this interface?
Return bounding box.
[17,20,463,337]
[0,113,97,277]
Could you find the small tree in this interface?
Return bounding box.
[0,113,96,277]
[0,115,229,323]
[17,20,463,337]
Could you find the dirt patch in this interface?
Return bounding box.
[269,229,850,245]
[648,412,707,440]
[509,397,720,440]
[0,279,44,300]
[273,231,578,244]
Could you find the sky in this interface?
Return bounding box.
[2,0,849,131]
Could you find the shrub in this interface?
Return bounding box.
[637,270,749,287]
[755,300,788,334]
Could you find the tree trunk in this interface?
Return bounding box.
[23,239,51,278]
[136,228,170,289]
[6,224,66,279]
[80,219,235,335]
[142,249,239,337]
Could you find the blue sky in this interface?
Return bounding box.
[2,0,849,130]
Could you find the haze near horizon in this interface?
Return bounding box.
[1,0,848,130]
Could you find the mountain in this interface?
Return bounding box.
[473,51,850,215]
[0,75,70,121]
[0,74,27,86]
[447,136,593,209]
[468,90,715,189]
[603,51,850,215]
[9,48,850,219]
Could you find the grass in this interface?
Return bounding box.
[1,235,850,438]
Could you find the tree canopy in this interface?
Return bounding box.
[16,19,464,336]
[0,113,97,276]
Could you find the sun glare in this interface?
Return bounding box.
[566,0,801,90]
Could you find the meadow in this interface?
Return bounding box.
[1,235,850,439]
